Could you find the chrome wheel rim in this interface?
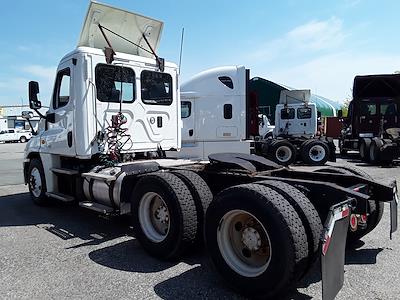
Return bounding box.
[217,209,272,277]
[29,167,42,198]
[309,145,326,162]
[138,192,170,243]
[275,146,292,163]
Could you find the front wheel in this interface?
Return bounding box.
[19,136,27,143]
[28,158,49,206]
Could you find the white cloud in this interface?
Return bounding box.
[248,17,345,62]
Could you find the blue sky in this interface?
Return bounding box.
[1,0,399,106]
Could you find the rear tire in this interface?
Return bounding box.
[369,139,382,164]
[204,183,308,298]
[300,140,329,165]
[269,140,297,166]
[131,172,197,260]
[257,180,322,273]
[19,136,27,143]
[170,170,213,244]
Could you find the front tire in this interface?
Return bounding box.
[204,183,308,298]
[19,136,27,143]
[28,158,49,206]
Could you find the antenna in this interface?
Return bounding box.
[178,28,185,75]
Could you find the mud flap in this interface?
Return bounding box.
[390,181,399,239]
[321,201,351,300]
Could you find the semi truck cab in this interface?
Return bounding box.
[24,2,180,195]
[339,74,400,163]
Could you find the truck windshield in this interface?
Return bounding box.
[281,108,295,119]
[95,64,135,103]
[141,71,173,105]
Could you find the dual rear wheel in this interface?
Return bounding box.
[205,183,321,298]
[131,171,321,298]
[269,139,329,166]
[131,170,212,260]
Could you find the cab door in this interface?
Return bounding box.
[40,61,76,156]
[357,101,379,135]
[380,101,398,129]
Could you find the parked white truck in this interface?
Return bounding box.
[177,66,335,165]
[0,129,31,143]
[23,2,397,299]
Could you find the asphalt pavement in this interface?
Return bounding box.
[0,143,399,299]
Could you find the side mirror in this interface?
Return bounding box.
[22,111,34,120]
[337,109,343,118]
[28,81,42,109]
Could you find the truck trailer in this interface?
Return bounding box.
[22,2,398,299]
[339,74,400,165]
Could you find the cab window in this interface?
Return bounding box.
[181,101,192,118]
[95,64,135,103]
[297,107,312,119]
[360,102,377,116]
[53,68,70,109]
[381,103,397,116]
[281,108,295,119]
[141,71,173,105]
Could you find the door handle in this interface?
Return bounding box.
[189,129,194,136]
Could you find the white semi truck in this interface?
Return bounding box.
[177,66,335,165]
[23,2,397,299]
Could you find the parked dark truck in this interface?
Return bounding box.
[339,74,400,164]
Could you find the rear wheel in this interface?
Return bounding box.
[270,140,297,166]
[257,180,322,273]
[131,172,197,260]
[170,170,213,244]
[204,183,308,298]
[369,139,382,164]
[300,140,329,165]
[19,136,27,143]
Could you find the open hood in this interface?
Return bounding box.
[279,89,311,104]
[353,74,400,99]
[78,1,163,58]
